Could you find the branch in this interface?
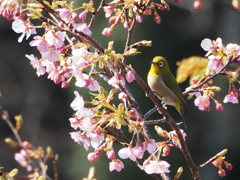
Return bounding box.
[122,19,137,65]
[89,0,106,28]
[0,107,23,145]
[131,69,201,180]
[183,59,232,95]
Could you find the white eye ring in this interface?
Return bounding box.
[159,62,164,67]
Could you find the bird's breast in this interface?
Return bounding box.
[147,74,178,106]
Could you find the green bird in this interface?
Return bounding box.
[147,56,186,125]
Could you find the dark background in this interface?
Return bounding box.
[0,0,240,179]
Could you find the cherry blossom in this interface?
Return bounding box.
[45,30,65,48]
[69,48,91,68]
[0,0,21,20]
[14,149,32,171]
[88,131,105,149]
[30,35,50,52]
[169,129,186,147]
[41,46,61,62]
[70,91,85,112]
[82,73,100,91]
[109,159,124,172]
[201,38,223,56]
[143,139,158,154]
[223,92,239,104]
[108,74,125,88]
[194,95,210,111]
[70,131,90,150]
[25,54,45,76]
[72,23,92,36]
[12,19,36,42]
[57,8,72,23]
[103,5,115,18]
[118,147,136,161]
[125,70,135,83]
[143,160,170,174]
[207,55,225,73]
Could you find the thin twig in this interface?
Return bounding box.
[198,149,227,170]
[144,107,157,118]
[122,18,137,64]
[89,0,106,28]
[183,59,232,95]
[144,118,167,125]
[0,107,23,145]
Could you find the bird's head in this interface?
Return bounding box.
[149,56,170,75]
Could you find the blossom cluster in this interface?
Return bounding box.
[187,38,240,111]
[0,0,236,178]
[68,88,177,173]
[101,0,172,36]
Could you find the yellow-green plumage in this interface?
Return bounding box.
[147,56,185,118]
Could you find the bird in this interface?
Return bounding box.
[147,56,186,126]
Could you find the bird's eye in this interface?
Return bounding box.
[159,62,164,67]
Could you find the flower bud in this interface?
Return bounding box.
[79,11,87,20]
[193,0,204,10]
[154,13,161,24]
[88,152,99,162]
[5,138,19,147]
[61,81,70,88]
[174,167,183,179]
[102,26,114,36]
[106,149,115,159]
[216,103,224,111]
[218,168,226,177]
[144,9,152,15]
[224,161,233,170]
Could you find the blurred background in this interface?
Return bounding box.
[0,0,240,179]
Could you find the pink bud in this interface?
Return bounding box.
[162,146,170,156]
[102,26,114,36]
[79,11,87,20]
[136,14,143,23]
[72,12,78,20]
[87,152,99,162]
[106,149,115,159]
[215,102,224,111]
[118,92,128,102]
[115,16,121,25]
[22,141,31,148]
[212,159,222,168]
[193,0,204,10]
[123,19,132,28]
[224,161,233,170]
[156,4,164,10]
[154,14,161,24]
[144,9,152,15]
[61,81,69,88]
[125,70,135,83]
[109,16,115,24]
[218,168,226,177]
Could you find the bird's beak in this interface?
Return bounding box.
[150,62,157,65]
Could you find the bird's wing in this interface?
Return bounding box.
[162,73,186,105]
